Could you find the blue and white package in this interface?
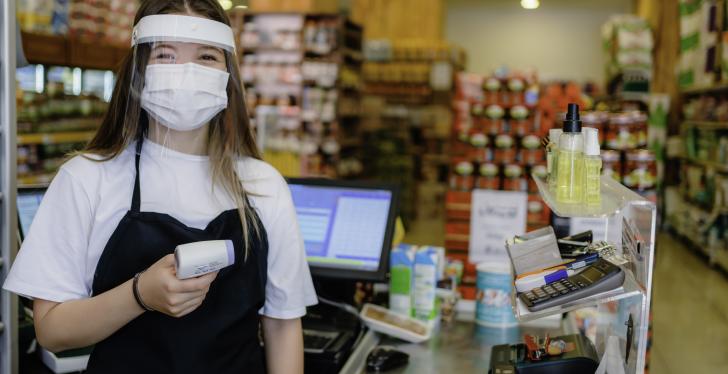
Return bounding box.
[413,247,438,321]
[389,244,417,316]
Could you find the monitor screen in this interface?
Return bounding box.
[17,189,46,239]
[289,179,397,280]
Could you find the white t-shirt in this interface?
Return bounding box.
[4,139,318,319]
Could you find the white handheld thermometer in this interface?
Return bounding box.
[174,240,235,279]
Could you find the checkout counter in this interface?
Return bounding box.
[343,318,562,373]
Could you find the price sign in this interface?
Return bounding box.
[469,190,527,263]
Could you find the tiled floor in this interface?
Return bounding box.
[404,219,728,373]
[649,233,728,374]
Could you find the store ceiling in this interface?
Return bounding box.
[445,0,634,11]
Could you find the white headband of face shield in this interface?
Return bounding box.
[132,14,236,52]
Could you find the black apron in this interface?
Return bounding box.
[86,139,268,373]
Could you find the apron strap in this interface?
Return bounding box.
[131,139,143,213]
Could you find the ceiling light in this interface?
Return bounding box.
[521,0,540,10]
[234,5,248,9]
[219,0,233,10]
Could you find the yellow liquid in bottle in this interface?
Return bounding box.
[584,156,602,205]
[556,149,584,203]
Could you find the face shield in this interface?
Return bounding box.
[129,14,238,142]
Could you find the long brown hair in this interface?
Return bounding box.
[84,0,261,256]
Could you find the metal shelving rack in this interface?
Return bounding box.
[0,1,19,373]
[509,175,656,374]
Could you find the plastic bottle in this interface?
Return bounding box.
[583,127,602,205]
[556,103,584,203]
[547,128,563,192]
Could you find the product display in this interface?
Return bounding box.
[234,11,363,177]
[18,0,137,45]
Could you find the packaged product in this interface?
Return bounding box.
[607,113,637,150]
[507,78,525,105]
[469,132,492,163]
[413,248,439,321]
[623,150,657,190]
[520,134,543,165]
[389,244,417,317]
[484,104,505,135]
[629,111,648,148]
[601,150,622,182]
[527,194,550,225]
[476,163,500,190]
[494,134,516,164]
[509,105,531,136]
[503,164,527,191]
[483,77,501,105]
[450,160,474,191]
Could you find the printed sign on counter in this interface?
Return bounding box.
[469,189,527,263]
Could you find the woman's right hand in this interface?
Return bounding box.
[136,254,218,318]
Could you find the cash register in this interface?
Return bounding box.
[288,178,399,374]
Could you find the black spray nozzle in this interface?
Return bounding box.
[563,103,582,133]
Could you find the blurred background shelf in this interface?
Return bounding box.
[17,131,96,145]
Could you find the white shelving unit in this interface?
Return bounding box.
[510,174,656,374]
[0,1,19,373]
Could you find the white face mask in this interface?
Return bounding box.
[141,63,229,132]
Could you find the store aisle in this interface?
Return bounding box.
[647,233,728,374]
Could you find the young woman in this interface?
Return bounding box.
[3,1,316,373]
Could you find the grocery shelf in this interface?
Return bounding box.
[17,131,96,145]
[18,174,55,187]
[680,156,728,173]
[681,120,728,130]
[21,32,127,70]
[532,174,645,217]
[512,270,644,322]
[680,82,728,95]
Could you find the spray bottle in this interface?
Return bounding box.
[583,127,602,205]
[556,103,584,203]
[547,128,563,192]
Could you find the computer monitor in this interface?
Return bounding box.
[288,178,399,281]
[17,187,47,241]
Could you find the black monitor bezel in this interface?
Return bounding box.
[286,177,399,282]
[17,186,48,241]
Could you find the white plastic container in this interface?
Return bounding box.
[360,303,432,343]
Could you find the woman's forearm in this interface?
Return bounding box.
[262,316,304,374]
[33,278,144,352]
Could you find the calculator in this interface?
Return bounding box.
[519,258,625,312]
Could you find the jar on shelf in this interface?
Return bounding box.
[471,103,485,133]
[629,111,648,148]
[527,195,550,225]
[450,160,474,191]
[520,134,543,165]
[507,78,525,106]
[484,104,505,135]
[607,113,637,150]
[494,134,516,164]
[601,150,622,182]
[623,150,657,191]
[529,164,547,193]
[469,132,492,163]
[476,163,500,190]
[483,77,501,105]
[503,164,527,191]
[509,105,531,136]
